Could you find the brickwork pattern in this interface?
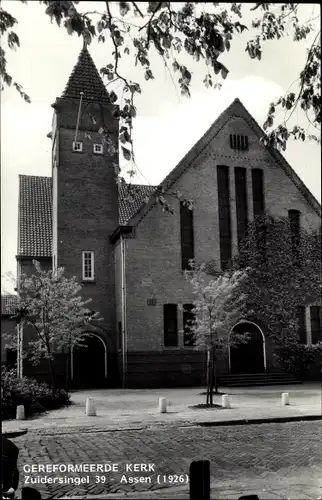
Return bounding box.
[123,102,321,385]
[14,421,322,498]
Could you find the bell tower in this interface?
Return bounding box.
[50,44,119,356]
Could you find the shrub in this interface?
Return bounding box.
[274,342,322,379]
[1,367,70,420]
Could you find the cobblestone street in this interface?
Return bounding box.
[14,420,322,499]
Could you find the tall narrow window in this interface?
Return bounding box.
[180,202,194,270]
[234,167,248,250]
[217,165,232,270]
[310,306,321,344]
[183,304,195,347]
[252,168,265,218]
[164,304,178,347]
[297,306,306,344]
[288,209,301,265]
[82,251,94,281]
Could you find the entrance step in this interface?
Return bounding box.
[218,372,302,387]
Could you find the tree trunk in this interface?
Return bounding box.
[48,356,56,395]
[65,352,69,392]
[209,349,214,406]
[206,349,211,406]
[206,349,217,406]
[213,351,219,395]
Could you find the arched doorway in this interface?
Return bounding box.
[229,321,266,374]
[71,333,107,388]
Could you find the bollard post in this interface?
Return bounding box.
[85,397,96,416]
[221,394,230,408]
[158,397,167,413]
[16,405,25,420]
[189,460,210,500]
[281,393,290,406]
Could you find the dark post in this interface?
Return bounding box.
[238,496,259,500]
[21,487,42,499]
[189,460,210,500]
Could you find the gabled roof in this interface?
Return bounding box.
[128,98,321,227]
[18,175,52,258]
[119,184,156,225]
[1,295,18,316]
[17,175,156,258]
[62,45,110,103]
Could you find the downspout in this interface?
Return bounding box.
[74,92,84,143]
[120,234,127,388]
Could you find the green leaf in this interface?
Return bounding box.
[221,66,229,80]
[83,29,92,46]
[145,69,154,80]
[122,146,131,161]
[65,18,74,36]
[119,1,131,17]
[109,91,118,103]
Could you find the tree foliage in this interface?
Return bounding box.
[273,342,322,379]
[232,215,321,345]
[185,264,249,405]
[0,2,320,172]
[4,260,100,390]
[0,0,30,102]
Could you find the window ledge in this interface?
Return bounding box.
[82,280,96,284]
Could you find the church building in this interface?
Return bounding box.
[10,46,321,388]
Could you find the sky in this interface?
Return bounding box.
[1,2,321,293]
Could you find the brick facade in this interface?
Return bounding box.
[121,103,321,386]
[11,48,321,388]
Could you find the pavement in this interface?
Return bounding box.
[2,383,322,499]
[13,420,322,499]
[2,383,322,435]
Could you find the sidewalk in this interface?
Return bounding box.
[2,383,321,435]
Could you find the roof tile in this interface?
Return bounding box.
[62,46,110,103]
[17,176,156,257]
[118,183,156,225]
[18,175,52,257]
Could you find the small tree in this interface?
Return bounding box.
[185,264,249,406]
[8,260,100,393]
